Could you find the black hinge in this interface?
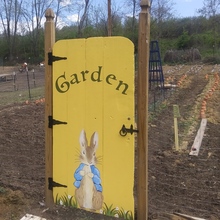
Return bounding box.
[48,177,67,190]
[48,115,67,128]
[48,52,67,65]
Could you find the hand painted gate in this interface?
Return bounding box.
[52,37,135,218]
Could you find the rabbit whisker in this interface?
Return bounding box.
[96,156,103,162]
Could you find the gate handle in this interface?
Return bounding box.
[119,124,138,136]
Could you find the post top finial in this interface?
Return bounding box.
[45,8,55,20]
[140,0,150,8]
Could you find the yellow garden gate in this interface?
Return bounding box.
[52,37,135,218]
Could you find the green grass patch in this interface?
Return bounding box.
[55,194,134,220]
[0,86,45,106]
[55,193,78,207]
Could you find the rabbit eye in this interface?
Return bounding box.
[93,153,95,156]
[83,151,85,155]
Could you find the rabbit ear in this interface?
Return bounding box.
[90,132,98,150]
[79,130,87,148]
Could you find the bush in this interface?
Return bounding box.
[177,30,191,49]
[164,48,201,64]
[202,56,220,64]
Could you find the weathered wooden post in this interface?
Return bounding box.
[137,0,150,219]
[44,8,55,207]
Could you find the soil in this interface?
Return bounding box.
[0,64,219,220]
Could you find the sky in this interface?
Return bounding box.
[54,0,205,28]
[174,0,204,18]
[92,0,205,18]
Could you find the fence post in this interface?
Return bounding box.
[44,8,55,207]
[137,0,150,219]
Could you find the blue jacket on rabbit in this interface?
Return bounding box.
[74,163,103,192]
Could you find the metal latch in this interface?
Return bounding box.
[119,124,138,136]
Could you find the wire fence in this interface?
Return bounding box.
[148,64,220,219]
[0,66,45,105]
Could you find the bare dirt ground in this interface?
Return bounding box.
[0,64,219,220]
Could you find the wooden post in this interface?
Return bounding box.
[173,117,179,150]
[107,0,112,36]
[137,0,150,219]
[173,105,180,151]
[44,8,55,207]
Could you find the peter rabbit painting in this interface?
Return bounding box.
[52,37,135,219]
[74,130,103,210]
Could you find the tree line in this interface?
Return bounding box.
[0,0,219,65]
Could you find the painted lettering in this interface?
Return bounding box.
[116,80,129,95]
[106,74,117,85]
[55,72,70,93]
[91,66,102,82]
[81,70,89,81]
[55,66,129,95]
[70,73,81,84]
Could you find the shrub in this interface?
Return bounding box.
[202,56,220,64]
[164,48,201,64]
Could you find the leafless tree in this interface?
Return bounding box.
[198,0,220,17]
[150,0,174,23]
[88,1,123,36]
[21,0,53,57]
[75,0,90,37]
[54,0,65,28]
[52,0,78,29]
[150,0,175,38]
[0,0,23,61]
[108,0,111,36]
[124,0,139,41]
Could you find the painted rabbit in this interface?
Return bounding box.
[74,130,103,210]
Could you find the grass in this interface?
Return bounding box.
[0,86,45,106]
[55,193,78,207]
[148,100,168,122]
[55,194,134,220]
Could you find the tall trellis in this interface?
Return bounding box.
[149,40,164,89]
